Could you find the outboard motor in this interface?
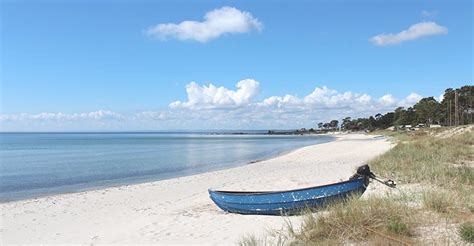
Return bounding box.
[350,164,374,179]
[351,164,396,188]
[356,164,375,178]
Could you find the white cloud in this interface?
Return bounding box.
[303,86,337,105]
[164,80,425,129]
[262,95,301,107]
[370,22,448,46]
[302,87,372,108]
[0,110,123,122]
[0,110,125,131]
[146,6,262,43]
[399,92,423,107]
[134,111,169,120]
[256,86,372,109]
[421,10,438,18]
[379,94,397,107]
[170,79,260,109]
[437,93,444,102]
[356,94,372,104]
[0,83,428,131]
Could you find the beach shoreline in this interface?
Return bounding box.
[0,133,334,203]
[0,133,392,244]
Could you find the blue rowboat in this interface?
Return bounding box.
[208,165,393,215]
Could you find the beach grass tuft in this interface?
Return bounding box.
[459,222,474,243]
[422,190,453,214]
[286,196,414,244]
[238,235,259,246]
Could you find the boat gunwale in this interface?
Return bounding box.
[209,187,366,206]
[208,176,366,196]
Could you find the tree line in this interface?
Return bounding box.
[317,85,473,132]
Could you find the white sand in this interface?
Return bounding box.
[0,134,392,244]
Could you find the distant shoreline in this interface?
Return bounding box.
[0,133,334,202]
[0,131,323,135]
[0,133,391,244]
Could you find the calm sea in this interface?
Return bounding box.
[0,132,333,201]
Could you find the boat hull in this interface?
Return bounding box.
[209,176,368,215]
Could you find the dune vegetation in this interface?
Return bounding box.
[240,125,473,245]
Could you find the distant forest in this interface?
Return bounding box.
[316,85,473,132]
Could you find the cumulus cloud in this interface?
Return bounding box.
[168,80,424,113]
[161,80,425,129]
[370,22,448,46]
[261,95,301,108]
[146,6,262,42]
[0,82,428,131]
[304,87,373,108]
[259,86,373,110]
[399,92,423,107]
[170,79,260,109]
[379,94,397,107]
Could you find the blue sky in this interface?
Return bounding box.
[1,0,472,131]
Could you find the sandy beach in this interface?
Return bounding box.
[0,133,392,244]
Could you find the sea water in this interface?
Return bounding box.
[0,132,333,201]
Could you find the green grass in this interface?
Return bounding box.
[459,222,474,243]
[285,196,414,244]
[240,126,473,245]
[370,129,473,219]
[422,190,453,214]
[369,130,473,188]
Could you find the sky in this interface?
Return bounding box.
[0,0,472,131]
